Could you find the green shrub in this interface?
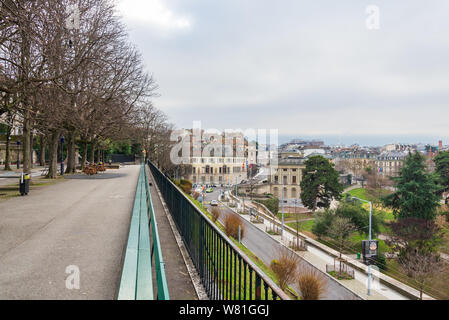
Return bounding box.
[255,197,279,215]
[312,210,334,238]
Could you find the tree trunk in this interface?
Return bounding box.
[22,112,31,174]
[65,131,76,173]
[81,141,88,170]
[39,135,46,167]
[97,147,101,163]
[90,141,96,163]
[4,123,12,171]
[30,129,34,169]
[46,132,60,179]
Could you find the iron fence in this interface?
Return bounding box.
[148,161,289,300]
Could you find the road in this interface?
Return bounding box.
[0,165,140,299]
[230,193,411,300]
[203,187,358,300]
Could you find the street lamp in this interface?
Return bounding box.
[352,196,373,296]
[16,140,20,169]
[60,135,65,176]
[281,181,285,240]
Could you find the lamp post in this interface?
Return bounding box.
[281,181,284,240]
[17,140,20,169]
[352,196,373,296]
[60,135,65,175]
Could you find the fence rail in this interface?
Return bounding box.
[148,161,289,300]
[326,264,355,279]
[117,164,169,300]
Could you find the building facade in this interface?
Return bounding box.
[375,151,408,177]
[269,158,305,199]
[176,129,250,185]
[188,156,248,185]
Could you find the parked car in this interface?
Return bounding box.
[206,187,213,193]
[210,200,218,206]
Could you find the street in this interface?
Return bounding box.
[203,186,357,300]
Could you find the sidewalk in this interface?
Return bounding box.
[146,168,198,300]
[0,166,46,187]
[0,165,140,299]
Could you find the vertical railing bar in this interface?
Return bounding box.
[234,251,237,300]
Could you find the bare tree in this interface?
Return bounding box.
[327,216,356,276]
[297,265,327,300]
[270,248,299,291]
[399,249,445,300]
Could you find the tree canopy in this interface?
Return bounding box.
[382,152,441,221]
[434,151,449,204]
[300,155,343,211]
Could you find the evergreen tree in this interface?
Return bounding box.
[300,155,343,211]
[434,151,449,204]
[382,152,441,221]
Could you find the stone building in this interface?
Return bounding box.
[177,129,250,185]
[375,151,408,177]
[269,158,305,199]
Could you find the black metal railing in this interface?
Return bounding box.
[148,161,289,300]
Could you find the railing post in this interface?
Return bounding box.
[199,217,204,283]
[255,273,262,300]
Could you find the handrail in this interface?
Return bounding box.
[143,164,170,300]
[117,164,169,300]
[148,160,289,300]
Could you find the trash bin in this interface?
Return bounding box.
[19,173,30,196]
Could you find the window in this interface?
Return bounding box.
[274,176,279,183]
[283,176,288,185]
[292,176,297,184]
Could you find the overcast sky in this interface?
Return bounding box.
[116,0,449,146]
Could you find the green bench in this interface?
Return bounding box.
[117,164,169,300]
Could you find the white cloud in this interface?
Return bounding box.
[117,0,191,30]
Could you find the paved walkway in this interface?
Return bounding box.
[146,169,198,300]
[0,165,140,299]
[0,166,46,187]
